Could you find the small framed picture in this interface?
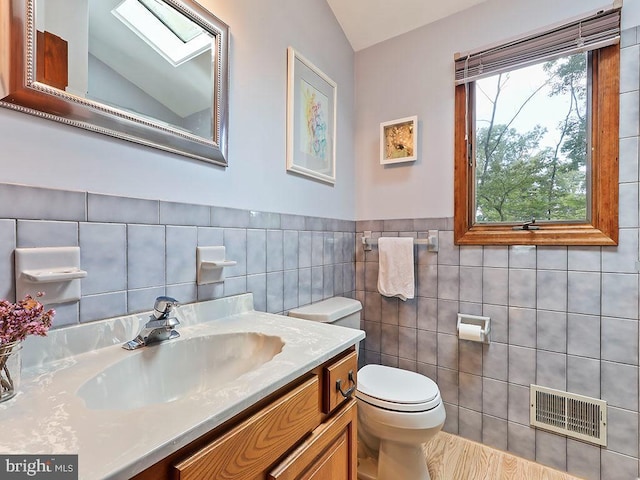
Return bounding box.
[286,46,337,184]
[380,116,418,164]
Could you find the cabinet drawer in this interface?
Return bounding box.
[268,399,357,480]
[324,351,358,414]
[173,376,321,480]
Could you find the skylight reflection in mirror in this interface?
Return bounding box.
[138,0,202,42]
[112,0,210,67]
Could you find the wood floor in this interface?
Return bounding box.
[423,432,584,480]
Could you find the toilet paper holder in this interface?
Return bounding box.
[457,313,491,344]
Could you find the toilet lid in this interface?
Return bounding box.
[357,364,440,405]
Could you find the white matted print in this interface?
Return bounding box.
[286,46,337,184]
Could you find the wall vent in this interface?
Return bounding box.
[530,384,607,446]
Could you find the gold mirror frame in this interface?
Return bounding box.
[0,0,229,166]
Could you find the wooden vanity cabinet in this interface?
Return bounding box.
[268,398,357,480]
[132,348,358,480]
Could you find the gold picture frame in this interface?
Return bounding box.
[380,116,418,164]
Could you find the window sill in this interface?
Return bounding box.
[455,223,618,246]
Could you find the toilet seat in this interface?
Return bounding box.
[356,365,442,413]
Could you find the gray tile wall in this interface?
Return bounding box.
[355,28,640,480]
[357,227,640,479]
[0,188,355,326]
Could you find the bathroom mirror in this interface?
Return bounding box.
[0,0,229,165]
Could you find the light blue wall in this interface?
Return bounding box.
[0,0,356,220]
[355,0,639,220]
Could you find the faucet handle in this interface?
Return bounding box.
[152,296,179,319]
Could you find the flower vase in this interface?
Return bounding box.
[0,341,22,403]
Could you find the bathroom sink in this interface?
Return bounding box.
[76,332,284,411]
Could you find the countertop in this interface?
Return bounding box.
[0,294,364,479]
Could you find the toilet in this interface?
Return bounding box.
[288,297,446,480]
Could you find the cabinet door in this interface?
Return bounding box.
[268,399,357,480]
[299,430,349,480]
[173,376,321,480]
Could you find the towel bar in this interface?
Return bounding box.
[361,231,438,252]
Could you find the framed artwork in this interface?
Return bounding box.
[286,46,337,184]
[380,116,418,164]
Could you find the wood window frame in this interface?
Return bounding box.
[454,44,620,246]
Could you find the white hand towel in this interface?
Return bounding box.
[377,237,415,301]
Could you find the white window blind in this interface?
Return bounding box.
[454,6,620,85]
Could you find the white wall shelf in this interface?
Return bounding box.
[196,246,236,285]
[15,247,86,304]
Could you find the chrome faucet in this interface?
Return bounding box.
[122,296,180,350]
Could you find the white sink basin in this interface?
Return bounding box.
[77,332,284,410]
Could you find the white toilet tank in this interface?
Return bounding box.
[288,297,362,331]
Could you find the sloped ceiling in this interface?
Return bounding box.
[326,0,489,51]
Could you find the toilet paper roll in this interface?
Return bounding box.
[458,323,483,342]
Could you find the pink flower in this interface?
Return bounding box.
[0,293,55,345]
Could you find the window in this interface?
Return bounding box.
[454,8,620,245]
